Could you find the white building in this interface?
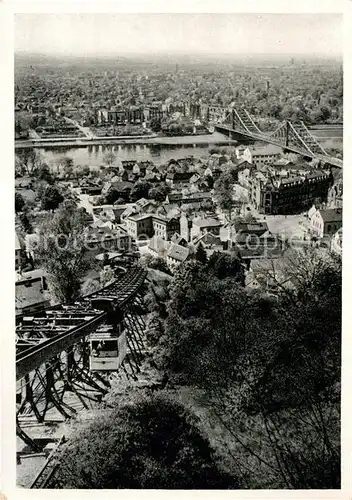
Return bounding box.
[330,228,342,257]
[235,145,282,166]
[15,232,22,270]
[310,208,342,238]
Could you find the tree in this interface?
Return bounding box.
[19,212,33,234]
[99,265,115,286]
[150,118,161,132]
[153,247,340,489]
[15,156,26,177]
[204,175,214,189]
[62,156,74,169]
[15,192,25,213]
[149,257,172,275]
[35,163,55,184]
[103,151,116,167]
[130,181,152,201]
[39,186,64,211]
[214,171,236,216]
[195,243,208,264]
[105,188,123,205]
[48,392,238,489]
[149,183,170,202]
[81,278,101,296]
[35,205,94,303]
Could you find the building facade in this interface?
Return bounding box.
[251,170,332,215]
[310,208,343,238]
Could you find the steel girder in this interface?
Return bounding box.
[16,268,148,450]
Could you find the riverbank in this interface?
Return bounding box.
[15,132,237,150]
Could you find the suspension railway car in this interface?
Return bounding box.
[89,297,127,372]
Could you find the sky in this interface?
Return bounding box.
[15,13,342,57]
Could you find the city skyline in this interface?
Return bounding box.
[15,13,342,57]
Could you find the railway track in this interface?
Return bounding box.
[29,436,66,489]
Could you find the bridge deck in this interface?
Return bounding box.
[215,124,342,168]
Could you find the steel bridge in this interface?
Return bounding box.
[211,107,342,168]
[16,266,148,453]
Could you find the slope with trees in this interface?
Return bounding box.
[48,392,238,489]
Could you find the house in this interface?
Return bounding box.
[212,167,222,180]
[135,198,157,213]
[15,232,22,270]
[203,166,213,178]
[166,243,190,268]
[80,182,102,196]
[120,170,130,182]
[126,213,154,240]
[85,225,131,253]
[189,173,201,184]
[330,228,342,257]
[16,187,36,205]
[191,217,222,239]
[234,221,269,238]
[145,163,159,175]
[231,221,281,266]
[121,160,137,173]
[144,172,161,183]
[180,214,193,242]
[182,192,213,205]
[92,205,116,224]
[152,215,180,241]
[250,169,332,215]
[138,160,155,177]
[111,204,130,224]
[328,181,343,209]
[241,145,282,166]
[192,231,223,250]
[238,168,252,190]
[166,192,183,205]
[245,257,292,293]
[235,145,248,160]
[165,172,193,188]
[310,208,343,238]
[148,235,170,259]
[171,233,188,247]
[16,276,50,316]
[102,181,133,202]
[120,204,138,223]
[308,205,317,220]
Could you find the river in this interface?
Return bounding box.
[17,132,237,168]
[16,128,342,169]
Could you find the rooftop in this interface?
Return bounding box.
[193,217,222,228]
[167,243,190,262]
[193,231,222,246]
[251,145,282,156]
[319,208,343,223]
[16,277,48,313]
[127,213,153,223]
[166,172,193,181]
[234,221,269,234]
[15,232,21,251]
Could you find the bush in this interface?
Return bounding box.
[48,392,238,489]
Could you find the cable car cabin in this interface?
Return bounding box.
[89,327,127,372]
